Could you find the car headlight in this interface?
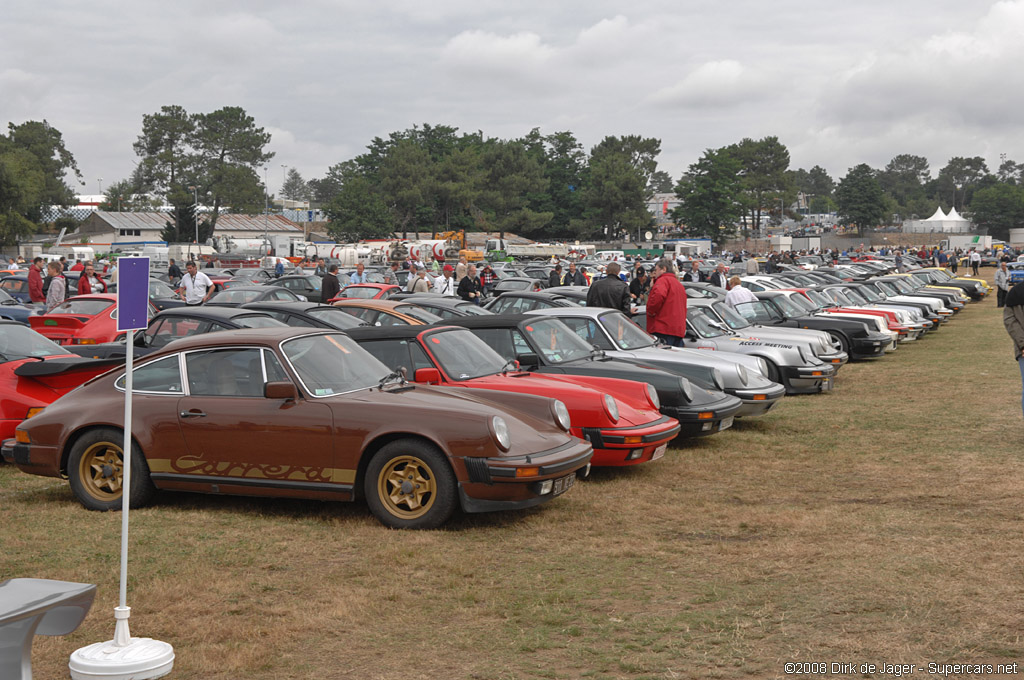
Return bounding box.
[645,384,660,410]
[551,400,571,432]
[735,364,748,386]
[491,416,511,451]
[712,368,724,391]
[679,377,694,402]
[603,394,620,423]
[757,357,769,377]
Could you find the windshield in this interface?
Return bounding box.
[688,308,728,337]
[843,288,869,304]
[210,289,260,304]
[856,286,883,302]
[785,293,817,313]
[282,333,390,396]
[339,286,380,299]
[598,311,655,349]
[395,305,443,324]
[236,316,288,329]
[805,290,832,308]
[0,324,68,362]
[892,278,919,293]
[149,280,177,298]
[0,288,16,304]
[47,299,113,316]
[305,307,365,328]
[425,328,507,380]
[824,289,855,306]
[521,318,594,364]
[712,302,752,330]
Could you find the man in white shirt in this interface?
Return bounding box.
[350,263,367,284]
[724,276,758,307]
[178,261,215,305]
[433,265,456,296]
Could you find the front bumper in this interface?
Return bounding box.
[668,394,743,437]
[730,383,787,417]
[850,333,892,359]
[781,364,836,394]
[577,416,682,466]
[457,440,593,513]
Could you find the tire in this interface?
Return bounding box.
[364,440,457,529]
[67,428,156,511]
[829,332,849,355]
[762,358,782,385]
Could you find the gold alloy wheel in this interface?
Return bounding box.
[77,441,124,502]
[376,455,436,519]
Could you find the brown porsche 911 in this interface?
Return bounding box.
[2,328,592,529]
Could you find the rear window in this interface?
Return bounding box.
[236,315,288,329]
[47,299,113,316]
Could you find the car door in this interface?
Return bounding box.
[176,347,339,498]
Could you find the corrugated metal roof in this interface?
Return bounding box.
[93,211,301,233]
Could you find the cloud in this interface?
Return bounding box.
[648,60,771,109]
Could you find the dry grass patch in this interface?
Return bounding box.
[5,273,1024,678]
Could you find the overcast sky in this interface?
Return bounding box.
[4,0,1023,195]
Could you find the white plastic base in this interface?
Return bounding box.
[69,637,174,680]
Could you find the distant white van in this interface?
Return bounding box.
[595,250,625,261]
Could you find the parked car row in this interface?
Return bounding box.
[1,257,983,530]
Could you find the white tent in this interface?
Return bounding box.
[925,207,948,221]
[903,205,972,233]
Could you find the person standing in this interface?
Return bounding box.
[275,259,285,278]
[970,249,982,277]
[382,261,401,285]
[548,264,564,288]
[744,257,759,276]
[350,263,367,284]
[682,261,704,282]
[44,262,66,313]
[724,276,758,307]
[949,253,959,275]
[168,258,183,286]
[646,258,688,347]
[995,262,1011,308]
[178,261,214,305]
[434,265,456,296]
[629,268,651,304]
[28,257,45,304]
[321,264,341,303]
[564,262,585,286]
[457,264,482,303]
[77,262,107,295]
[411,267,432,293]
[708,264,729,289]
[1003,281,1024,417]
[586,262,631,312]
[455,256,468,282]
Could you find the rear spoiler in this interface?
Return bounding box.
[28,316,90,332]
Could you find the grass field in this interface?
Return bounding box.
[4,272,1023,679]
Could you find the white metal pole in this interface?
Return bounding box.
[116,327,134,645]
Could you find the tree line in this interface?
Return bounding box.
[3,107,1024,248]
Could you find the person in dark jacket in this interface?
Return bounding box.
[28,257,45,303]
[321,264,342,303]
[168,259,183,286]
[629,268,651,304]
[564,262,586,286]
[457,264,483,304]
[1004,281,1024,417]
[586,262,631,312]
[646,258,687,346]
[548,264,564,288]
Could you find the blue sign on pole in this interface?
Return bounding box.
[116,257,151,332]
[308,210,314,222]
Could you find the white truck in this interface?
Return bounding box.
[940,235,992,252]
[486,239,570,260]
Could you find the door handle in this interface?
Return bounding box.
[180,410,206,418]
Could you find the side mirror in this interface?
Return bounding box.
[516,353,539,369]
[264,381,297,400]
[413,367,442,384]
[684,331,697,341]
[135,334,149,347]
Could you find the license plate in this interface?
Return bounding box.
[651,443,667,461]
[552,473,575,496]
[719,416,734,431]
[821,377,833,392]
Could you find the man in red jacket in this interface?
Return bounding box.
[646,258,687,347]
[27,257,45,303]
